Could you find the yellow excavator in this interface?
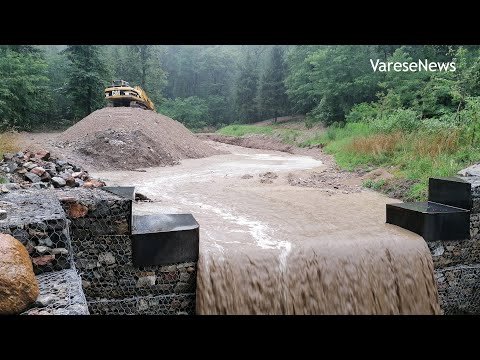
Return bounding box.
[104,80,155,111]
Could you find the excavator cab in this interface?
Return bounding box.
[112,80,130,87]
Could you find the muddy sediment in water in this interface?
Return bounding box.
[197,236,441,315]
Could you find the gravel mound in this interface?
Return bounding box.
[58,108,221,170]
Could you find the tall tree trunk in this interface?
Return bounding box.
[87,86,92,115]
[142,66,147,88]
[140,45,148,88]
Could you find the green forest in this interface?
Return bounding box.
[3,45,480,130]
[0,45,292,130]
[2,44,480,199]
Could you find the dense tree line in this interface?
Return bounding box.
[2,44,480,130]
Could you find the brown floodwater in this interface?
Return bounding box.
[93,142,441,315]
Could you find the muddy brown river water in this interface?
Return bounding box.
[92,142,441,315]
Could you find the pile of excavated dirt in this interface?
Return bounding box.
[57,108,222,170]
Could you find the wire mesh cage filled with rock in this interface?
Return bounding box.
[21,269,89,315]
[57,188,131,239]
[87,292,195,315]
[0,174,200,316]
[56,187,198,315]
[423,174,480,314]
[73,235,196,300]
[435,264,480,314]
[0,189,73,274]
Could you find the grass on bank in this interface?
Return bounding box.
[0,132,20,183]
[302,121,480,201]
[0,132,20,158]
[216,124,312,145]
[217,113,480,201]
[217,124,274,137]
[363,178,386,191]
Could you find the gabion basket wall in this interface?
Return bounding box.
[57,188,197,315]
[427,176,480,315]
[0,189,73,274]
[74,235,196,299]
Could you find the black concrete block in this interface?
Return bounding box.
[101,186,136,201]
[429,177,472,210]
[131,214,199,266]
[386,202,470,241]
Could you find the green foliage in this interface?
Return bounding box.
[0,46,51,130]
[116,45,167,106]
[64,45,109,120]
[407,182,428,202]
[157,97,209,130]
[204,95,232,126]
[370,109,421,133]
[454,47,480,99]
[376,48,431,112]
[6,43,480,144]
[278,129,300,144]
[235,52,259,123]
[44,48,71,124]
[257,46,289,121]
[346,102,378,123]
[216,124,305,146]
[158,45,239,124]
[462,96,480,145]
[285,45,382,125]
[314,116,480,200]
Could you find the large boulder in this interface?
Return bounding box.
[0,234,39,314]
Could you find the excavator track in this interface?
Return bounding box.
[130,101,148,110]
